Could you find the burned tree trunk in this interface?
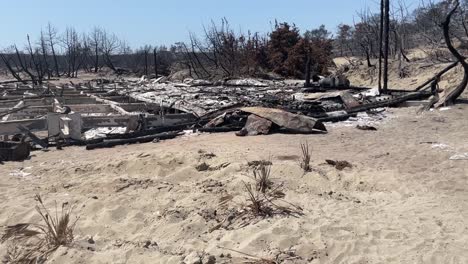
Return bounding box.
[144,49,148,76]
[378,0,384,92]
[0,53,25,83]
[26,35,43,84]
[304,53,312,87]
[435,1,468,107]
[47,23,60,77]
[415,61,459,91]
[382,0,390,93]
[40,31,51,79]
[14,45,38,85]
[153,47,158,77]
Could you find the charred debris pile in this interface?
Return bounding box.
[0,76,434,161]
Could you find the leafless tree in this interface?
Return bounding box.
[46,23,60,77]
[88,27,103,73]
[0,47,25,83]
[101,30,121,73]
[61,27,82,77]
[435,0,468,106]
[39,30,51,79]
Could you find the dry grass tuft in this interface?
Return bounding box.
[243,182,272,217]
[300,142,311,172]
[210,159,302,232]
[252,162,272,193]
[1,194,79,263]
[242,181,302,219]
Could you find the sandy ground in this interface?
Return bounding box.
[1,104,468,263]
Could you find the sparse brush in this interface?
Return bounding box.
[252,162,272,193]
[300,142,311,172]
[1,194,79,263]
[243,182,270,217]
[34,194,77,247]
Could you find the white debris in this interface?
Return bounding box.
[431,143,451,151]
[362,87,380,97]
[10,169,32,178]
[182,130,199,138]
[225,78,268,87]
[137,75,147,84]
[449,153,468,160]
[327,109,390,128]
[84,127,127,140]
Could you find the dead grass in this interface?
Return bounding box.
[1,194,79,263]
[242,181,302,218]
[300,142,311,172]
[243,182,272,217]
[252,162,272,193]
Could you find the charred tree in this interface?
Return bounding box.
[435,1,468,107]
[378,0,384,91]
[47,23,60,77]
[304,51,312,87]
[153,47,158,77]
[14,45,38,85]
[382,0,390,93]
[144,49,148,76]
[0,53,25,83]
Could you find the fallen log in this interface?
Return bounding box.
[414,61,459,91]
[61,138,105,147]
[85,131,183,150]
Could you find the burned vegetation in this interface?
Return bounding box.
[1,195,78,263]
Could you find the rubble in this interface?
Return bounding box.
[236,114,272,136]
[0,141,30,162]
[0,75,437,159]
[240,107,327,134]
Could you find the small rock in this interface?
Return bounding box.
[196,162,210,171]
[143,240,151,248]
[206,255,216,264]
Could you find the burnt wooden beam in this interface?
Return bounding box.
[85,131,183,150]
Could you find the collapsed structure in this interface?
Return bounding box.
[0,76,435,161]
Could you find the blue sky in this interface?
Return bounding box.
[0,0,421,49]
